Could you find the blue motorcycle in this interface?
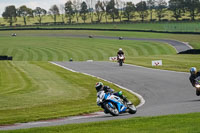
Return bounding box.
[97,91,137,116]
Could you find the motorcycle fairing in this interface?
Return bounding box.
[105,93,127,113]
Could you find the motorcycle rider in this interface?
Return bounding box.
[189,67,200,96]
[117,48,125,62]
[95,82,132,105]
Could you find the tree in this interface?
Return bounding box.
[136,1,148,22]
[123,2,135,21]
[2,5,17,26]
[155,0,167,21]
[80,1,88,23]
[168,0,184,21]
[49,5,59,24]
[87,1,94,23]
[65,1,75,24]
[106,0,119,22]
[59,4,65,23]
[103,1,109,23]
[147,0,156,21]
[116,0,125,22]
[73,0,81,23]
[33,7,47,25]
[184,0,200,20]
[95,1,105,23]
[17,5,33,25]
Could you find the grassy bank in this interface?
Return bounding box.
[1,30,200,48]
[127,54,200,72]
[0,61,139,125]
[2,112,200,133]
[0,36,176,61]
[2,21,200,32]
[1,30,200,72]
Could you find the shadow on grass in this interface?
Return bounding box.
[179,49,200,54]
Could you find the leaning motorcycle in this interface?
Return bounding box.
[195,76,200,96]
[118,55,124,66]
[96,91,137,116]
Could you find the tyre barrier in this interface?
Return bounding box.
[0,56,13,60]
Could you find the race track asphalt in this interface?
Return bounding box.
[0,33,198,130]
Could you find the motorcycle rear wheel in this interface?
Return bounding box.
[104,102,119,116]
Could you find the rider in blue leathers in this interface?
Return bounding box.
[95,82,131,104]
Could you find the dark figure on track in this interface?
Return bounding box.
[189,67,200,96]
[117,48,125,62]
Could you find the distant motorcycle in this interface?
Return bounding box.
[119,37,123,40]
[11,33,16,37]
[96,91,137,116]
[88,35,93,38]
[194,76,200,96]
[118,55,125,66]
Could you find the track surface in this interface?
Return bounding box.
[54,62,200,117]
[0,34,196,130]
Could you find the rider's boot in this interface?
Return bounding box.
[122,95,132,105]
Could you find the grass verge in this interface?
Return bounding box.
[1,112,200,133]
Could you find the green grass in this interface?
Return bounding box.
[0,61,139,125]
[1,30,200,49]
[2,21,200,32]
[127,54,200,72]
[1,30,200,72]
[2,112,200,133]
[1,30,200,73]
[28,22,200,32]
[0,36,176,61]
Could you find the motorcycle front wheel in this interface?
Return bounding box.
[196,89,200,96]
[128,105,137,114]
[104,102,119,116]
[119,60,123,66]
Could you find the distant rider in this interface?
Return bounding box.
[189,67,200,87]
[95,82,131,105]
[189,67,200,96]
[117,48,125,62]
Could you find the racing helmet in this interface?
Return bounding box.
[95,82,103,92]
[119,48,123,51]
[190,67,197,75]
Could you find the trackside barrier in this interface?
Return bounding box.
[109,57,117,61]
[152,60,162,66]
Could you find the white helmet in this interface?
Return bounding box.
[119,48,123,51]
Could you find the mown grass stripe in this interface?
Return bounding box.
[1,48,8,55]
[30,47,44,61]
[0,36,176,61]
[2,62,32,94]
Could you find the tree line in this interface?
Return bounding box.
[2,0,200,26]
